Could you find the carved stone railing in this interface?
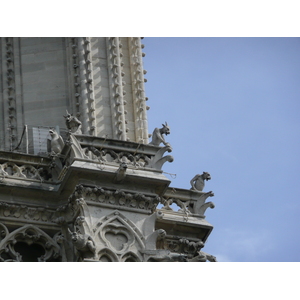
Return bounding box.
[64,134,174,171]
[153,187,216,261]
[159,187,215,218]
[0,151,55,183]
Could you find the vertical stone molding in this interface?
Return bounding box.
[106,37,127,141]
[67,37,96,135]
[0,38,4,148]
[128,37,149,144]
[66,38,80,118]
[75,38,97,136]
[77,37,89,134]
[1,38,18,151]
[83,37,97,136]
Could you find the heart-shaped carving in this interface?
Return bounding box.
[105,231,128,251]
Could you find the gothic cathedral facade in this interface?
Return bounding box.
[0,37,216,262]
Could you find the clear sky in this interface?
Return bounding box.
[143,37,300,262]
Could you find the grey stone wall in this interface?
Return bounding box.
[0,37,149,151]
[20,37,70,128]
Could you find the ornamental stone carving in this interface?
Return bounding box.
[113,162,127,183]
[71,184,161,214]
[0,224,61,262]
[48,128,65,155]
[149,122,171,147]
[0,202,57,223]
[69,229,97,261]
[0,161,53,183]
[147,145,174,170]
[64,110,82,134]
[190,172,211,192]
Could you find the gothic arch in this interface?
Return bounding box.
[121,251,141,262]
[0,224,61,262]
[98,248,119,262]
[95,210,145,257]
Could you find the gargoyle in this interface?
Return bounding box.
[149,122,171,147]
[148,252,188,262]
[113,162,127,183]
[190,172,211,192]
[145,228,166,250]
[190,251,217,262]
[47,128,64,155]
[69,230,96,260]
[64,110,82,134]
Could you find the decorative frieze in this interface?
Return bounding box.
[159,235,204,257]
[0,202,58,223]
[68,184,160,213]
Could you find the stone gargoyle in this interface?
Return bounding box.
[113,162,128,183]
[64,110,82,134]
[189,172,215,216]
[189,251,217,262]
[190,172,211,192]
[47,128,65,155]
[149,122,171,147]
[68,229,96,260]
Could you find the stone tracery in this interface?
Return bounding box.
[0,224,61,262]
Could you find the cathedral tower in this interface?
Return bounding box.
[0,37,215,262]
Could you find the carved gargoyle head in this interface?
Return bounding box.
[119,162,128,170]
[49,128,56,137]
[64,110,72,122]
[161,122,170,136]
[71,231,79,242]
[203,172,211,181]
[64,110,82,134]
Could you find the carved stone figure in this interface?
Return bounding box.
[148,252,188,262]
[190,172,211,192]
[64,110,82,134]
[149,122,171,147]
[190,251,217,262]
[69,230,96,260]
[113,162,127,183]
[48,128,64,155]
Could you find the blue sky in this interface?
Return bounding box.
[143,37,300,262]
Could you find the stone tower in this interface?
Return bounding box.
[0,37,148,153]
[0,37,216,262]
